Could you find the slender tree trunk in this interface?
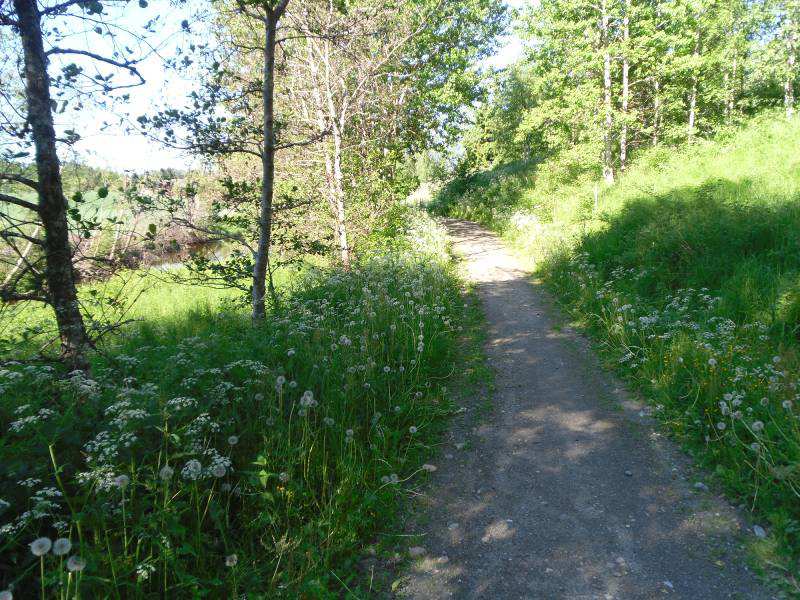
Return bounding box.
[727,56,738,119]
[786,12,797,119]
[331,125,350,269]
[687,28,701,141]
[14,0,91,372]
[252,9,281,320]
[3,226,40,286]
[620,0,630,172]
[601,0,614,184]
[652,78,661,145]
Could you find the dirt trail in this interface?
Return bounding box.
[398,219,771,600]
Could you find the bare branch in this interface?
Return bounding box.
[0,173,40,192]
[0,192,40,213]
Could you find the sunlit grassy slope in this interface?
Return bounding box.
[433,111,800,585]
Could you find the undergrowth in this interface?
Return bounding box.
[0,210,472,597]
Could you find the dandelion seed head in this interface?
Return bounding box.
[225,554,238,567]
[66,555,86,572]
[53,538,72,556]
[708,358,717,367]
[227,435,239,446]
[751,421,765,432]
[159,465,174,481]
[716,422,726,431]
[409,426,418,434]
[113,474,130,490]
[278,472,289,483]
[30,537,52,556]
[0,590,12,600]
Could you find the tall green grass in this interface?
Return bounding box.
[0,211,481,597]
[433,111,800,585]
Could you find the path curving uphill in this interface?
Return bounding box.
[398,219,772,600]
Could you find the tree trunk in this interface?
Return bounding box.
[619,0,630,172]
[727,56,738,119]
[652,78,661,146]
[14,0,91,372]
[331,125,350,269]
[786,12,797,119]
[687,28,701,141]
[601,0,614,184]
[252,10,280,320]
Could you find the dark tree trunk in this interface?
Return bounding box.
[252,7,282,320]
[14,0,91,371]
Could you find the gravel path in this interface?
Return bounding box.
[397,219,772,600]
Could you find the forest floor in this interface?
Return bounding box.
[397,219,774,599]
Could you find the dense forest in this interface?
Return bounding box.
[1,0,799,597]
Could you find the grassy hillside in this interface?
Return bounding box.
[432,111,800,585]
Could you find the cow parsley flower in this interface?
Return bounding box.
[182,460,203,481]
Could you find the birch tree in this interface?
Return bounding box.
[0,0,148,371]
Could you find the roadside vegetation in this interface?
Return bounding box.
[431,112,800,586]
[0,210,482,597]
[426,0,800,585]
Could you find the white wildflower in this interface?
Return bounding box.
[182,459,203,481]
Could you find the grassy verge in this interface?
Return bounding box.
[0,210,474,597]
[431,112,800,588]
